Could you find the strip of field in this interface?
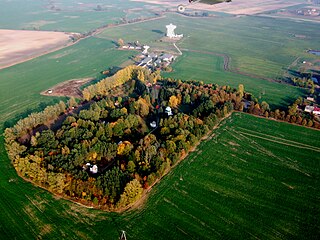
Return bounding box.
[131,0,304,15]
[0,29,71,69]
[41,78,93,98]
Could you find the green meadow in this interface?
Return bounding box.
[1,113,319,239]
[0,2,320,239]
[99,12,320,88]
[162,51,305,109]
[98,12,320,107]
[0,0,158,33]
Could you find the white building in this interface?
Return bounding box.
[305,105,314,113]
[142,45,150,54]
[166,23,183,39]
[160,53,174,62]
[165,106,173,116]
[313,107,320,115]
[90,165,98,174]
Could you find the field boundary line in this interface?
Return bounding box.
[236,126,320,149]
[236,131,320,153]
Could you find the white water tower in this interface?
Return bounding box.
[166,23,177,38]
[142,45,150,54]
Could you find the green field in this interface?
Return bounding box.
[0,0,159,33]
[1,113,319,239]
[162,51,306,109]
[1,2,320,238]
[99,13,320,78]
[0,37,134,128]
[98,12,320,107]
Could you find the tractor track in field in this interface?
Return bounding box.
[180,48,287,85]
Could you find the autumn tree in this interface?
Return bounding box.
[118,38,124,47]
[117,179,143,208]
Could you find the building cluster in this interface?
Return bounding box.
[138,52,175,69]
[120,43,142,50]
[296,8,320,16]
[119,23,182,70]
[303,96,320,117]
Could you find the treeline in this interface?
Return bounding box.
[5,68,245,210]
[5,63,320,210]
[82,65,160,101]
[291,77,316,94]
[245,97,320,129]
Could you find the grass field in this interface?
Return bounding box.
[1,113,319,239]
[0,2,320,238]
[0,0,159,33]
[98,12,320,107]
[99,12,320,79]
[162,51,306,109]
[0,37,134,128]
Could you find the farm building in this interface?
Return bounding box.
[305,105,314,113]
[160,53,175,62]
[313,107,320,115]
[138,57,153,66]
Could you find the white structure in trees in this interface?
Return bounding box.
[166,23,183,39]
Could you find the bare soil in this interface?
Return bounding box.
[41,78,93,98]
[0,29,72,69]
[131,0,302,15]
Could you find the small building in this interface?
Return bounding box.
[305,105,314,113]
[138,57,153,66]
[307,97,315,102]
[90,165,98,174]
[154,59,162,66]
[165,106,173,116]
[150,121,157,128]
[313,107,320,115]
[160,53,174,62]
[148,53,158,59]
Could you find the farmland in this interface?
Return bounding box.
[1,0,320,238]
[100,13,320,80]
[120,113,320,239]
[0,0,160,33]
[0,29,71,69]
[0,37,134,128]
[132,0,306,15]
[162,51,305,109]
[1,113,319,239]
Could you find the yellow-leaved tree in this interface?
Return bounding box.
[117,179,143,208]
